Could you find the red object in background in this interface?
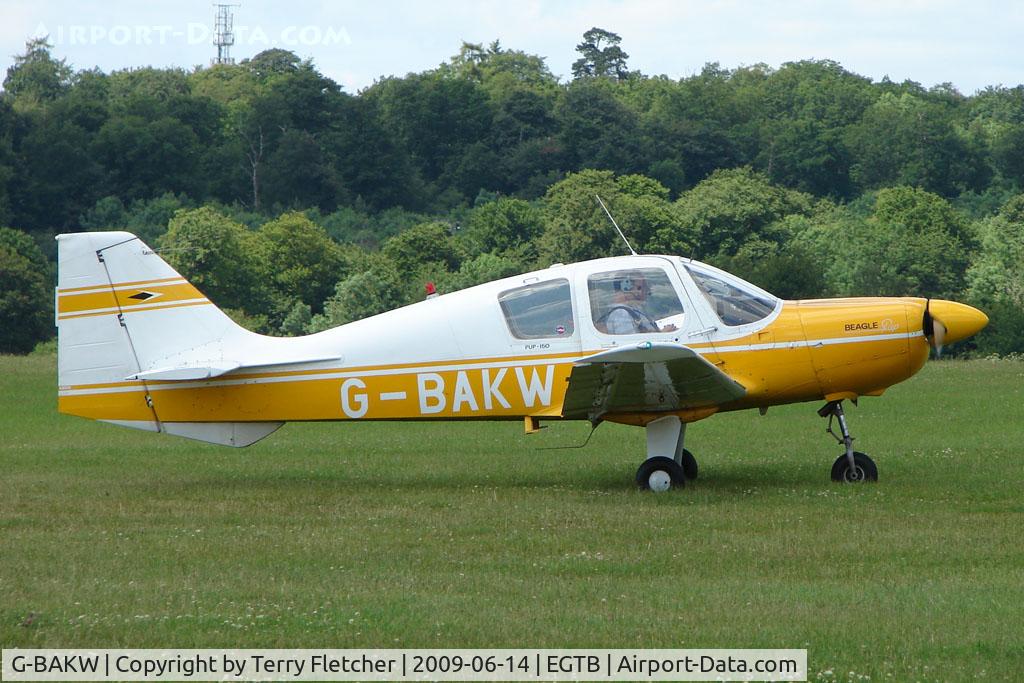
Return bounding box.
[425,282,438,298]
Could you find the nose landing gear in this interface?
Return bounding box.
[818,400,878,482]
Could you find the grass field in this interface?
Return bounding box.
[1,354,1022,681]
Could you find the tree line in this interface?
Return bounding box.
[1,29,1022,355]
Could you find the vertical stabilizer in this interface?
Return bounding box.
[56,232,281,446]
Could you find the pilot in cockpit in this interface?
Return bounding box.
[599,271,679,334]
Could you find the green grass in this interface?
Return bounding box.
[2,355,1023,681]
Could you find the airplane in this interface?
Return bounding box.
[55,230,988,491]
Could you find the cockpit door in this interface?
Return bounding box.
[672,259,785,400]
[575,257,703,351]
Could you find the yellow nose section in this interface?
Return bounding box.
[928,300,989,344]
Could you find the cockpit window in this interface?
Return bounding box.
[684,261,777,326]
[588,267,684,335]
[498,278,574,339]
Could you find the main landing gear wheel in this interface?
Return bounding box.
[830,451,878,483]
[636,456,686,491]
[681,449,698,480]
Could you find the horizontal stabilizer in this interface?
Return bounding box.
[126,356,341,381]
[128,361,241,381]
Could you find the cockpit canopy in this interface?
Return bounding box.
[681,259,778,327]
[492,255,780,343]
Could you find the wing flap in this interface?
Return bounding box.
[562,342,745,421]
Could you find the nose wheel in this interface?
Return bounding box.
[818,400,878,483]
[830,451,877,482]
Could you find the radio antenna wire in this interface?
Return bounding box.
[595,194,637,256]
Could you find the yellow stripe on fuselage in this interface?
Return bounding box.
[58,323,930,425]
[60,359,574,422]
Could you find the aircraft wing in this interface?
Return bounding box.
[562,342,746,422]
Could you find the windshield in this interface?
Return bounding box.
[683,261,778,326]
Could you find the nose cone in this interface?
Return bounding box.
[928,300,989,344]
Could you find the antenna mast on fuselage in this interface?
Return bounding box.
[595,194,637,256]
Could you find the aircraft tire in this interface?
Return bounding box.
[681,449,698,480]
[830,451,878,483]
[636,456,686,491]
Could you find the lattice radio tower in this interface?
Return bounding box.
[213,4,238,65]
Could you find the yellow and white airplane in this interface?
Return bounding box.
[56,231,988,490]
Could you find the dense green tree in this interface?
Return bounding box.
[640,63,757,189]
[157,207,262,311]
[798,187,972,299]
[557,80,642,174]
[0,100,17,226]
[105,67,190,114]
[0,227,52,353]
[3,38,72,102]
[188,63,262,106]
[966,195,1024,313]
[54,68,110,133]
[537,169,622,263]
[382,222,462,274]
[261,128,346,210]
[462,197,544,256]
[571,28,631,80]
[538,169,682,263]
[243,49,302,81]
[92,115,201,200]
[442,41,558,101]
[490,87,558,147]
[252,211,347,319]
[754,60,875,197]
[79,192,184,245]
[124,193,191,245]
[10,113,102,230]
[326,96,423,210]
[651,167,814,258]
[309,256,405,330]
[80,196,127,230]
[366,72,493,187]
[489,87,563,194]
[709,219,828,299]
[845,92,990,196]
[319,206,426,248]
[441,252,524,292]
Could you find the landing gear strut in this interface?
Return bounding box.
[636,416,697,491]
[818,400,878,483]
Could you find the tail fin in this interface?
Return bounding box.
[56,231,282,446]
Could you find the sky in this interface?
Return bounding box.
[2,0,1022,94]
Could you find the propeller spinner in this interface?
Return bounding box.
[924,299,988,357]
